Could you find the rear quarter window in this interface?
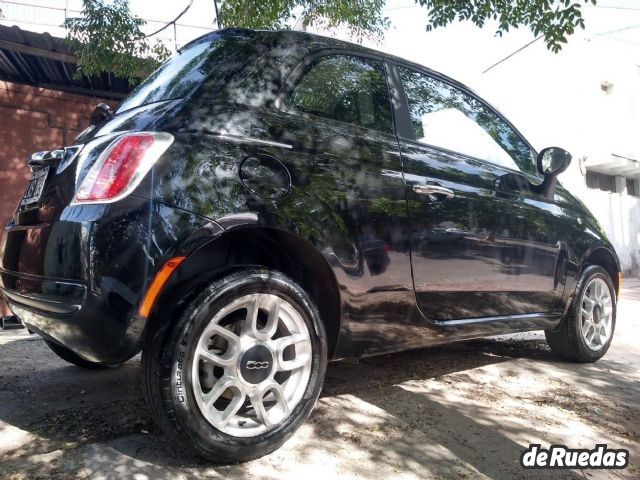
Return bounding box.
[289,54,392,133]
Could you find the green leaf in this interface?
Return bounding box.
[417,0,593,52]
[65,0,170,82]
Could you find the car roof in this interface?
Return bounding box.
[184,28,456,85]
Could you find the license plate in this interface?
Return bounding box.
[20,166,49,206]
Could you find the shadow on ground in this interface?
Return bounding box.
[3,330,638,479]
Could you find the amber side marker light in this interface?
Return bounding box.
[139,256,187,318]
[617,271,622,298]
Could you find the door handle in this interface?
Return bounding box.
[413,184,455,199]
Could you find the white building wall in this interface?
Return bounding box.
[561,161,640,274]
[472,14,640,274]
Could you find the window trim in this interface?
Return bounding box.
[276,48,397,136]
[386,60,541,180]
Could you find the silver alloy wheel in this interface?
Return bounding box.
[191,293,313,437]
[580,277,613,351]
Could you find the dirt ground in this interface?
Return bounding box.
[1,282,639,480]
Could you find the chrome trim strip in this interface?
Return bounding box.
[215,133,293,150]
[413,184,455,198]
[433,312,561,326]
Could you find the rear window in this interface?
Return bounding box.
[116,37,224,114]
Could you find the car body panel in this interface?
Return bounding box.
[0,29,621,364]
[0,196,214,363]
[399,141,570,320]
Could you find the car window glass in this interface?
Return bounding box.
[399,67,536,174]
[118,37,226,114]
[290,55,392,132]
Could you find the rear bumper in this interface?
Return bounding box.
[0,197,211,364]
[1,271,86,314]
[0,270,141,365]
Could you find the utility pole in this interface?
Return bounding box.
[213,0,221,30]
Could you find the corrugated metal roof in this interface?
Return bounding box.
[0,25,132,99]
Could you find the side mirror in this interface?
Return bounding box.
[537,147,572,177]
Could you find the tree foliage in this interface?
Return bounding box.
[218,0,390,41]
[417,0,596,53]
[218,0,595,51]
[65,0,170,81]
[66,0,597,80]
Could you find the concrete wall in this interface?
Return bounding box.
[0,81,113,315]
[560,160,640,275]
[581,190,640,275]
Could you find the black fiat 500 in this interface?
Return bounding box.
[0,29,620,461]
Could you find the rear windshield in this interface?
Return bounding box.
[116,37,221,114]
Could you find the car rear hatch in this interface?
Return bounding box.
[12,146,83,226]
[10,29,258,228]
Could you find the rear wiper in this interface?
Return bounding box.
[90,103,113,125]
[74,103,115,143]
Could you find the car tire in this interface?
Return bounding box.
[545,265,616,362]
[44,339,110,369]
[142,269,327,463]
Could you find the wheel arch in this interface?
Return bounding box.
[142,227,343,359]
[582,246,621,297]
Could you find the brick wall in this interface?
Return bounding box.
[0,81,116,315]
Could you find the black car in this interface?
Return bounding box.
[0,29,620,462]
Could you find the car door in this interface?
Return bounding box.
[267,52,422,353]
[389,63,567,321]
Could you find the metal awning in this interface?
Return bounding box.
[0,24,132,99]
[584,153,640,179]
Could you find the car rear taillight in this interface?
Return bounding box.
[72,132,173,204]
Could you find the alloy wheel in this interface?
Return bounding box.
[191,293,313,437]
[580,277,613,351]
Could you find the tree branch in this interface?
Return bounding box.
[143,0,193,38]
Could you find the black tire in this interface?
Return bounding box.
[44,339,110,369]
[142,269,327,463]
[545,265,616,362]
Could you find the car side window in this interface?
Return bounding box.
[290,55,392,133]
[398,67,536,175]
